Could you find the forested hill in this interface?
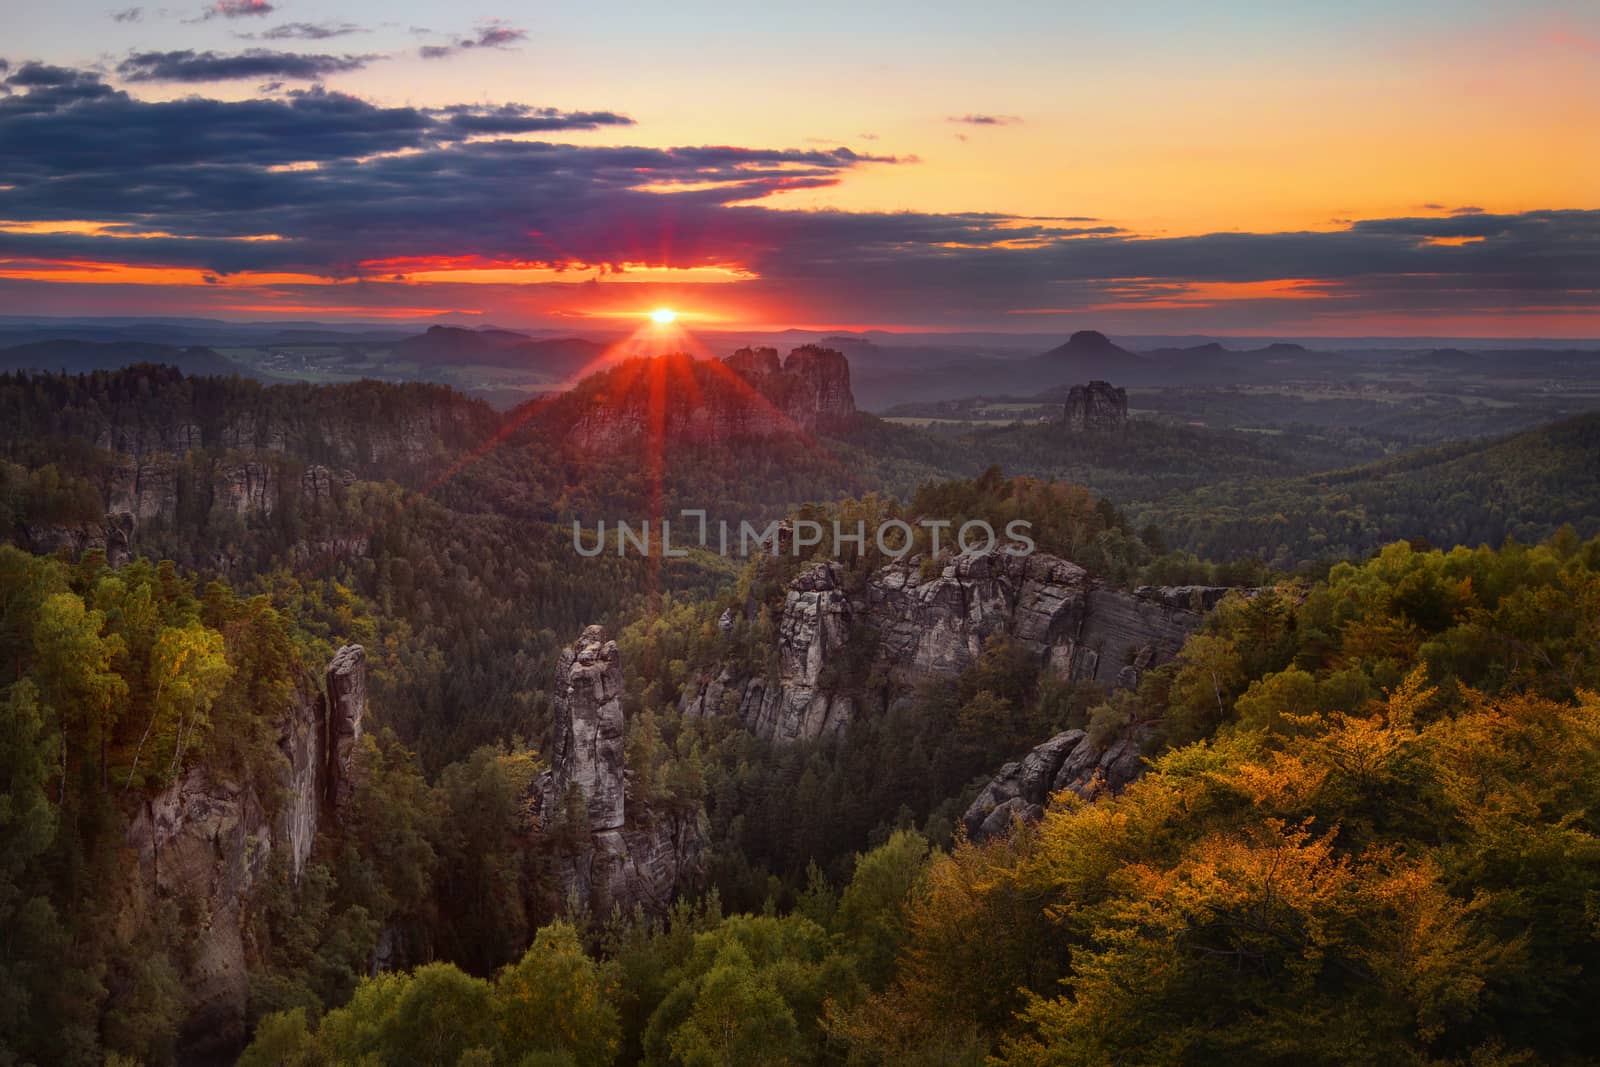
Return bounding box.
[0,339,256,379]
[0,364,498,482]
[1144,411,1600,567]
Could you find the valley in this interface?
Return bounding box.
[1,330,1598,1065]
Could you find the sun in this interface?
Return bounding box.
[649,307,677,324]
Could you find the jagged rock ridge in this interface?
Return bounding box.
[679,550,1228,744]
[566,346,855,450]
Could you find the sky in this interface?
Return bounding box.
[1,0,1597,335]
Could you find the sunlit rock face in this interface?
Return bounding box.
[533,626,707,915]
[565,346,857,449]
[122,645,368,1061]
[723,345,784,379]
[762,344,856,426]
[679,549,1226,744]
[1064,380,1128,432]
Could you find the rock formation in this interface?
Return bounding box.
[1064,380,1128,433]
[123,645,367,1060]
[533,626,706,916]
[566,346,855,450]
[325,643,367,815]
[960,726,1150,841]
[4,366,495,567]
[545,627,628,831]
[679,550,1230,744]
[747,344,856,427]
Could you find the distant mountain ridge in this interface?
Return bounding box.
[393,325,604,379]
[0,340,257,379]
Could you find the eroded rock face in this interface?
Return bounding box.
[277,673,325,882]
[722,345,857,423]
[325,644,367,816]
[960,726,1151,841]
[724,346,783,378]
[535,626,706,916]
[217,460,278,515]
[25,380,486,570]
[1065,380,1128,433]
[771,345,855,424]
[123,644,368,1062]
[545,813,709,918]
[567,347,856,450]
[680,550,1227,744]
[742,562,858,743]
[546,626,627,831]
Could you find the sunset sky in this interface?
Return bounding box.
[3,0,1597,334]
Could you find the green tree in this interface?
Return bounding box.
[31,592,126,799]
[124,621,232,791]
[494,922,621,1067]
[317,964,495,1066]
[0,681,67,1064]
[834,831,930,988]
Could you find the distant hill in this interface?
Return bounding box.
[392,325,605,379]
[1399,347,1600,376]
[1137,341,1246,381]
[1143,412,1600,566]
[0,340,254,378]
[1035,330,1148,379]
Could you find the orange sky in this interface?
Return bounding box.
[1,1,1597,334]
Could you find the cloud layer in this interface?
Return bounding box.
[0,63,1594,330]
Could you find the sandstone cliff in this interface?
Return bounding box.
[566,346,855,450]
[532,626,707,916]
[725,344,856,429]
[5,367,493,566]
[123,645,367,1059]
[679,550,1224,744]
[1064,380,1128,433]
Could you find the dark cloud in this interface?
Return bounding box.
[0,81,432,169]
[420,21,528,59]
[0,64,1593,328]
[5,62,95,88]
[116,49,378,82]
[257,21,365,40]
[431,103,634,135]
[111,7,143,21]
[948,114,1022,126]
[1,64,120,112]
[204,0,273,18]
[1451,205,1485,215]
